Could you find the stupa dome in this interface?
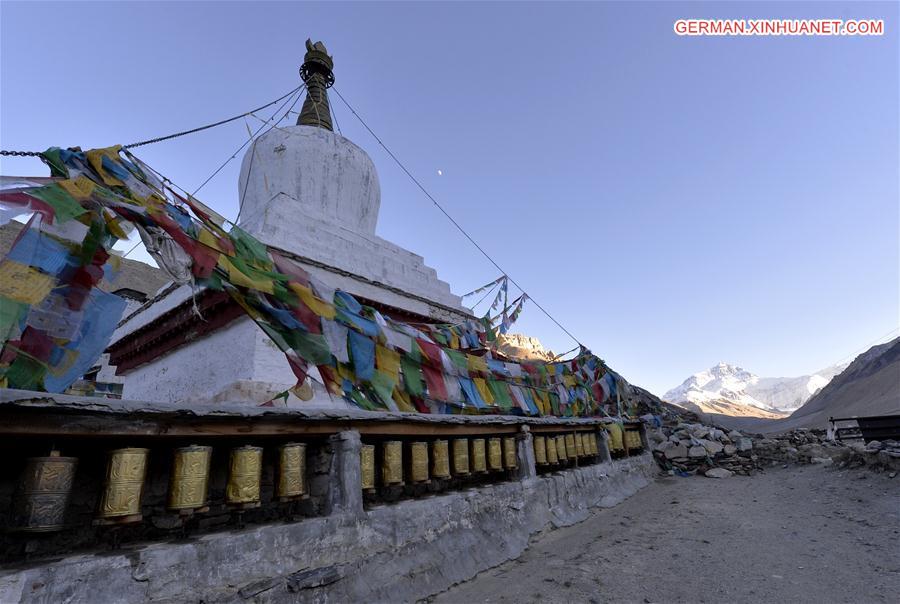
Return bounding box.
[237,125,380,236]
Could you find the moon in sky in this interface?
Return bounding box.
[437,169,443,176]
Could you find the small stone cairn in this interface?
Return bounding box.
[649,422,758,479]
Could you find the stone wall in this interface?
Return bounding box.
[0,427,655,603]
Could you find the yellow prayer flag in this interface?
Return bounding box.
[533,389,549,415]
[103,209,129,240]
[0,261,56,304]
[473,377,495,405]
[563,374,577,388]
[198,227,232,255]
[57,176,95,200]
[337,363,355,383]
[449,331,460,349]
[288,283,336,320]
[392,386,417,413]
[467,354,488,375]
[86,146,125,187]
[375,345,401,380]
[218,256,274,294]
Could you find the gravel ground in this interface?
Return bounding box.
[431,464,900,604]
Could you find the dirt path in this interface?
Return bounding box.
[431,465,899,604]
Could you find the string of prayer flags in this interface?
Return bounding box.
[0,144,643,418]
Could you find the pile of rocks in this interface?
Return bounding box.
[860,439,900,462]
[750,429,900,473]
[649,422,759,478]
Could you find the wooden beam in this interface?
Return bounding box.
[0,409,618,440]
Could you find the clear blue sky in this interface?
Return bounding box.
[2,2,897,396]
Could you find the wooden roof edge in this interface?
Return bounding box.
[0,389,641,429]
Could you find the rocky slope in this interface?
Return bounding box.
[676,397,786,419]
[772,337,900,430]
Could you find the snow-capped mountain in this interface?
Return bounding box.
[664,361,849,416]
[664,363,773,412]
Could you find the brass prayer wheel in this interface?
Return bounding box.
[487,438,503,471]
[555,436,568,462]
[276,443,307,499]
[587,432,598,456]
[452,439,469,475]
[168,445,212,511]
[502,436,517,470]
[565,433,577,458]
[470,439,487,473]
[225,446,263,506]
[11,451,77,532]
[575,433,585,458]
[409,442,429,483]
[97,448,148,519]
[626,428,643,450]
[607,423,625,452]
[546,436,559,464]
[432,440,451,479]
[382,441,404,486]
[533,436,548,465]
[360,444,376,490]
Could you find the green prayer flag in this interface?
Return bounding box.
[4,356,46,391]
[229,226,271,266]
[284,330,333,365]
[407,339,423,364]
[401,355,424,397]
[549,393,560,415]
[350,389,377,411]
[370,369,397,409]
[488,380,513,411]
[27,184,86,224]
[0,298,27,340]
[445,349,468,374]
[41,148,69,178]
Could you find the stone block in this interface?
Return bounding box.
[665,444,688,459]
[705,468,733,479]
[689,446,707,458]
[701,440,724,455]
[810,457,834,466]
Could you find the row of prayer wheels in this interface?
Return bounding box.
[11,443,308,533]
[532,431,601,466]
[604,423,643,455]
[360,437,518,491]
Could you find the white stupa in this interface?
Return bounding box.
[108,40,471,406]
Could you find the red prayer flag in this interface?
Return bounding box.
[422,364,449,401]
[416,338,444,368]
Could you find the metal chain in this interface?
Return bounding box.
[0,150,42,157]
[0,84,305,158]
[124,84,303,149]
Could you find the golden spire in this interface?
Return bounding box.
[297,39,334,131]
